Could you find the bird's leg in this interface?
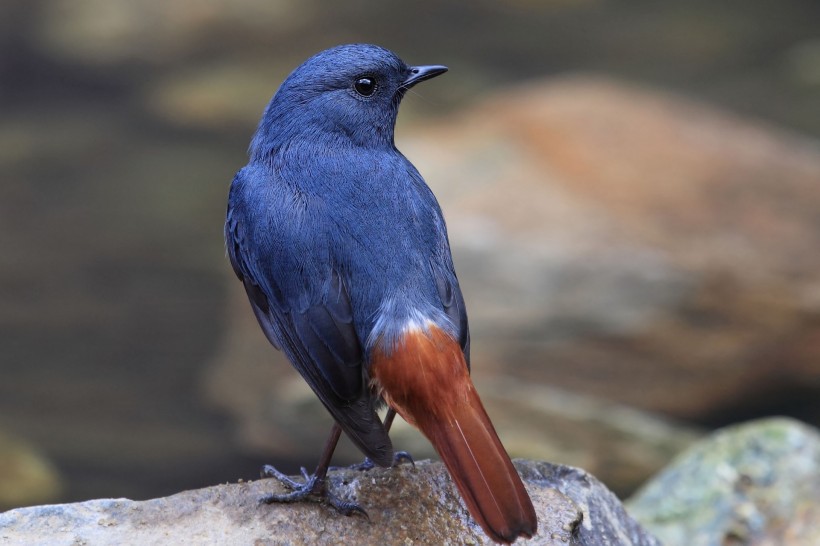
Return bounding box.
[343,408,415,471]
[259,423,367,518]
[381,408,415,467]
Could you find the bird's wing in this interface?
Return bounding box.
[225,175,392,465]
[434,268,471,369]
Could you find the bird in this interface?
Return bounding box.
[225,44,537,544]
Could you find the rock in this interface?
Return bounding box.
[0,429,62,510]
[627,417,820,546]
[0,460,658,546]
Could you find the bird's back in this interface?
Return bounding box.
[239,143,457,343]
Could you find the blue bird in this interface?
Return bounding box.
[225,44,537,543]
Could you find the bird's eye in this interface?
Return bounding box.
[354,77,377,97]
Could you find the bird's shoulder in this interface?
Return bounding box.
[225,165,304,293]
[228,164,287,215]
[228,163,321,246]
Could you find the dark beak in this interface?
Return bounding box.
[402,65,448,89]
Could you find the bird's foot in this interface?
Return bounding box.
[391,450,415,468]
[341,450,415,472]
[259,465,368,519]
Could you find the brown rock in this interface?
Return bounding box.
[401,75,820,420]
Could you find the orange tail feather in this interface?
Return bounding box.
[371,326,537,544]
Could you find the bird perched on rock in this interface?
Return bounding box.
[225,44,537,543]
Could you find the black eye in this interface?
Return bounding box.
[354,77,377,97]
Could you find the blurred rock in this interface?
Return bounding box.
[627,417,820,546]
[0,459,659,546]
[34,0,315,65]
[144,61,284,130]
[402,75,820,422]
[0,428,62,510]
[785,38,820,88]
[477,378,702,496]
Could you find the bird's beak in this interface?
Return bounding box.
[402,65,448,89]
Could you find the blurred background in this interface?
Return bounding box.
[1,0,819,511]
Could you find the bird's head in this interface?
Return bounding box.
[251,44,447,158]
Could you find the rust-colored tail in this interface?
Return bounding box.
[371,326,537,544]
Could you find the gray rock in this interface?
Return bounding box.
[627,417,820,546]
[0,460,658,546]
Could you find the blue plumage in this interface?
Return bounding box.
[225,44,468,466]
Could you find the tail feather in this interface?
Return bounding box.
[371,326,537,544]
[424,383,537,543]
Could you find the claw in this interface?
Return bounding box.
[340,457,376,472]
[327,489,370,521]
[259,471,323,505]
[341,450,415,472]
[260,464,307,491]
[392,450,415,469]
[258,463,368,519]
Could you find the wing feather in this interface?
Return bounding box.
[225,171,392,466]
